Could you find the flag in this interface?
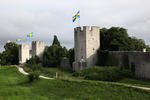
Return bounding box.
[72,11,80,22]
[27,32,33,38]
[16,38,21,42]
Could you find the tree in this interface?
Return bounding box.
[0,42,19,65]
[26,56,40,65]
[43,45,67,67]
[67,48,74,66]
[52,35,60,46]
[43,35,68,67]
[100,27,150,51]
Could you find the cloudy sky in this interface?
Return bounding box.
[0,0,150,52]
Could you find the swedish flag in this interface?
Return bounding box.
[72,11,80,22]
[16,38,21,42]
[27,32,33,38]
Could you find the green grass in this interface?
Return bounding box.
[23,66,83,80]
[118,78,150,88]
[23,66,150,87]
[72,66,132,82]
[1,66,150,100]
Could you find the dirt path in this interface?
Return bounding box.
[114,82,150,91]
[15,65,150,90]
[17,66,53,80]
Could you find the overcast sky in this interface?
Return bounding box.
[0,0,150,52]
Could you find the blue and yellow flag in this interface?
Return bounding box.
[72,11,80,22]
[16,38,21,42]
[27,32,33,38]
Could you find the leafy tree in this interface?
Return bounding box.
[62,47,68,57]
[100,27,150,51]
[0,42,19,65]
[0,53,3,65]
[43,35,68,67]
[67,48,74,66]
[43,45,67,67]
[26,56,40,65]
[52,35,60,46]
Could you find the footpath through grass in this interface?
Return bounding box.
[1,66,150,100]
[118,78,150,88]
[23,65,150,88]
[23,66,83,80]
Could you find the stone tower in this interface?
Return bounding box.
[32,41,45,61]
[19,44,30,64]
[73,26,100,71]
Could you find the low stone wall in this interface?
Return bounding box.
[99,51,150,79]
[60,57,71,70]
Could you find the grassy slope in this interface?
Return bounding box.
[23,66,150,88]
[118,78,150,88]
[23,66,83,80]
[1,66,150,100]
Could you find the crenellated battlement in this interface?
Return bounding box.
[32,41,45,61]
[73,26,100,71]
[19,44,29,49]
[19,44,30,64]
[32,41,44,44]
[19,41,45,64]
[74,27,82,33]
[75,26,99,33]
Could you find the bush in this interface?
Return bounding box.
[73,66,132,82]
[26,56,40,64]
[25,64,42,71]
[28,71,40,82]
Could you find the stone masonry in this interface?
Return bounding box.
[73,26,100,71]
[32,41,45,61]
[19,44,30,64]
[19,41,45,64]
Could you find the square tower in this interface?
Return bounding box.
[32,41,45,61]
[73,26,100,71]
[19,44,30,64]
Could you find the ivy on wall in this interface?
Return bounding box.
[97,50,130,70]
[97,50,118,66]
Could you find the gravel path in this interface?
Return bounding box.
[16,66,150,90]
[114,83,150,91]
[17,66,53,80]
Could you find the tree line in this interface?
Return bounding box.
[100,27,150,51]
[0,27,150,66]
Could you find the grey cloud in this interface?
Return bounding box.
[0,0,150,52]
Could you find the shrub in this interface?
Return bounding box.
[25,64,42,71]
[30,64,42,71]
[26,56,40,64]
[73,66,132,82]
[28,71,40,82]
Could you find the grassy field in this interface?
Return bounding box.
[0,66,150,100]
[118,78,150,88]
[23,66,150,87]
[23,66,83,80]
